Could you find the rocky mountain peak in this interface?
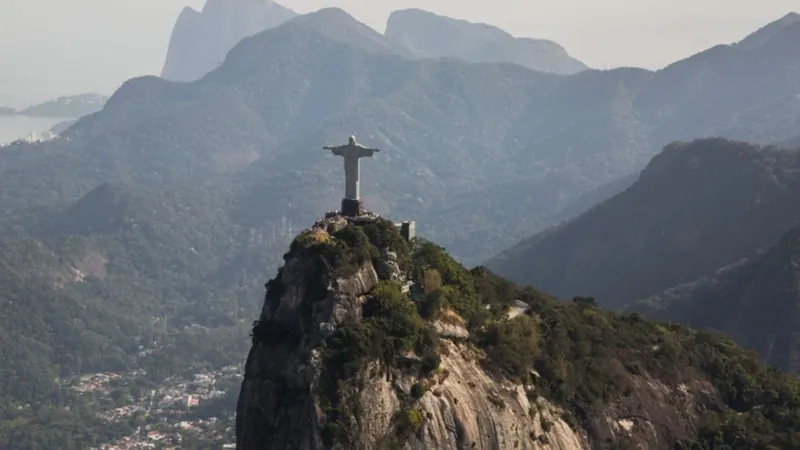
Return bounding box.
[161,0,297,82]
[235,213,800,449]
[735,11,800,50]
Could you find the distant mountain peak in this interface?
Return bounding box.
[17,93,108,118]
[735,11,800,50]
[161,0,297,82]
[775,11,800,24]
[211,6,409,74]
[388,8,514,40]
[280,7,406,55]
[203,0,273,11]
[288,6,378,36]
[384,8,586,74]
[298,6,351,19]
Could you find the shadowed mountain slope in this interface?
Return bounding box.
[487,139,800,308]
[630,221,800,373]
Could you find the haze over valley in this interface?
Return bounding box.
[1,1,800,449]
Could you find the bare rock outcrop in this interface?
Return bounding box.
[409,340,587,450]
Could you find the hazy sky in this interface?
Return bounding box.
[0,0,796,107]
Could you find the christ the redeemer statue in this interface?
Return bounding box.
[323,135,380,217]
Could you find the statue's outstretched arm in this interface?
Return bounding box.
[324,145,346,156]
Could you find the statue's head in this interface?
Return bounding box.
[348,135,356,145]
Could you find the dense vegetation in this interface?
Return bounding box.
[629,221,800,374]
[412,240,800,448]
[0,184,263,448]
[489,139,800,308]
[0,402,136,450]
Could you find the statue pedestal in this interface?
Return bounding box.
[341,198,363,217]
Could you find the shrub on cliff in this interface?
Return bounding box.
[395,407,424,438]
[325,281,438,380]
[361,219,412,270]
[483,315,541,380]
[409,241,534,327]
[284,222,377,278]
[409,239,485,326]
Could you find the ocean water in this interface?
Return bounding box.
[0,116,69,144]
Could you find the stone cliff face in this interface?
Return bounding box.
[237,216,380,449]
[400,340,588,449]
[236,216,766,449]
[236,216,587,449]
[161,0,296,82]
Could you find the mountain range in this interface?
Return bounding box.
[384,8,587,74]
[54,8,800,269]
[161,1,588,84]
[0,93,108,118]
[488,138,800,307]
[1,6,797,335]
[2,6,800,448]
